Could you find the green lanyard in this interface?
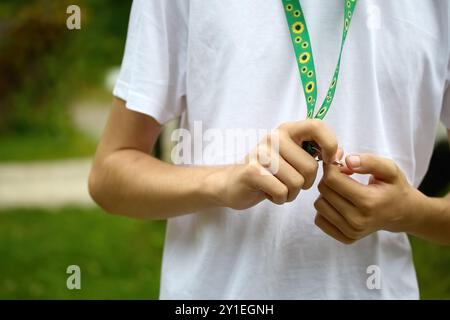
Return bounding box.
[281,0,358,156]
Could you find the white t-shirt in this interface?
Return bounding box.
[114,0,450,299]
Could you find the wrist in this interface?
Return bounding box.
[201,166,230,207]
[400,189,443,235]
[396,188,425,233]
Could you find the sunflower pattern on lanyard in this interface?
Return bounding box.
[281,0,358,120]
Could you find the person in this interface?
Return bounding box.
[89,0,450,299]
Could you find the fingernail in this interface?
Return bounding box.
[347,155,361,168]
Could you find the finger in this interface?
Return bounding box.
[339,162,354,175]
[322,163,368,204]
[336,147,344,161]
[278,134,318,189]
[333,147,350,171]
[318,181,356,218]
[252,141,305,201]
[314,214,355,245]
[334,148,352,174]
[314,146,344,166]
[247,163,289,205]
[271,156,305,202]
[314,196,361,240]
[345,154,399,182]
[282,120,338,164]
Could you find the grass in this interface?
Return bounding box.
[410,237,450,299]
[0,207,165,299]
[0,132,97,162]
[0,207,448,299]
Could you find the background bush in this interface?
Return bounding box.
[0,0,131,136]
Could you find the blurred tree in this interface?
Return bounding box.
[0,0,132,136]
[0,1,70,134]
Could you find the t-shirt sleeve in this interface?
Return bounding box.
[113,0,189,124]
[441,9,450,129]
[442,83,450,129]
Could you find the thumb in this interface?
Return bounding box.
[345,153,399,182]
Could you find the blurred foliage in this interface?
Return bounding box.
[0,0,131,136]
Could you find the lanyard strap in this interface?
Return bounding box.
[282,0,358,120]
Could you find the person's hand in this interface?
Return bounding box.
[209,120,338,210]
[314,153,426,244]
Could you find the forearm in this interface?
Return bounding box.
[405,190,450,245]
[89,149,225,220]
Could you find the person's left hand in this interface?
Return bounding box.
[314,153,425,244]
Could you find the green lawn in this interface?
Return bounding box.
[410,237,450,299]
[0,208,165,299]
[0,207,448,299]
[0,132,97,162]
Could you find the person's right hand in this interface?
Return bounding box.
[208,120,339,210]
